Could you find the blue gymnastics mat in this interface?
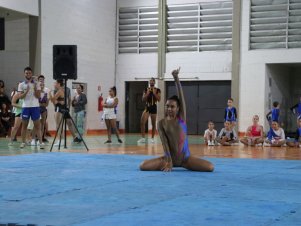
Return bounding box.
[0,153,300,226]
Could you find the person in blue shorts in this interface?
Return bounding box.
[18,67,45,149]
[139,68,214,172]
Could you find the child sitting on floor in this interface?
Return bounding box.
[204,121,217,146]
[264,121,286,147]
[287,118,301,148]
[217,121,239,146]
[240,115,264,146]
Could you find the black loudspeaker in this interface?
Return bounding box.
[53,45,77,80]
[0,18,4,50]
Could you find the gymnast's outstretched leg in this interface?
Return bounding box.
[182,156,214,172]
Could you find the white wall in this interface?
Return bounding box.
[40,0,116,131]
[0,15,29,96]
[0,0,38,16]
[165,52,231,80]
[239,1,301,133]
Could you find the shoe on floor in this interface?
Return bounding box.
[73,137,82,143]
[208,141,214,146]
[137,138,146,143]
[31,139,37,146]
[42,138,49,143]
[39,142,45,149]
[104,140,112,144]
[20,143,26,148]
[8,142,15,146]
[150,138,155,143]
[118,139,123,143]
[54,141,60,147]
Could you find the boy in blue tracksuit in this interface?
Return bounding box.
[266,101,280,126]
[224,98,237,128]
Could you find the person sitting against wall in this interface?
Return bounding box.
[287,118,301,148]
[0,103,13,137]
[264,121,286,147]
[217,121,239,146]
[204,120,217,146]
[0,80,11,109]
[240,115,264,146]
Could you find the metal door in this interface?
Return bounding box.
[198,81,231,134]
[125,81,148,133]
[166,81,231,135]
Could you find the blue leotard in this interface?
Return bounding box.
[224,107,237,122]
[177,117,190,161]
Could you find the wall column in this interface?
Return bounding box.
[29,0,41,74]
[157,0,166,121]
[231,0,241,131]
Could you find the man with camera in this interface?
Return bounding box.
[138,77,161,143]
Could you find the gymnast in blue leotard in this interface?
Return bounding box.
[139,68,214,172]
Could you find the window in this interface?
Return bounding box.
[167,1,233,52]
[250,0,301,50]
[118,7,158,53]
[118,1,233,54]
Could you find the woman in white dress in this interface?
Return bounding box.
[103,87,122,144]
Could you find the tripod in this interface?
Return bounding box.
[50,79,89,152]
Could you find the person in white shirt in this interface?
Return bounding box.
[17,67,45,149]
[204,121,217,146]
[103,86,122,144]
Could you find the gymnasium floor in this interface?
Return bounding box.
[0,135,301,226]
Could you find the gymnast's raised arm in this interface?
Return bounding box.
[172,68,186,121]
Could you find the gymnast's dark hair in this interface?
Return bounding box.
[56,79,64,87]
[110,86,117,97]
[167,95,180,107]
